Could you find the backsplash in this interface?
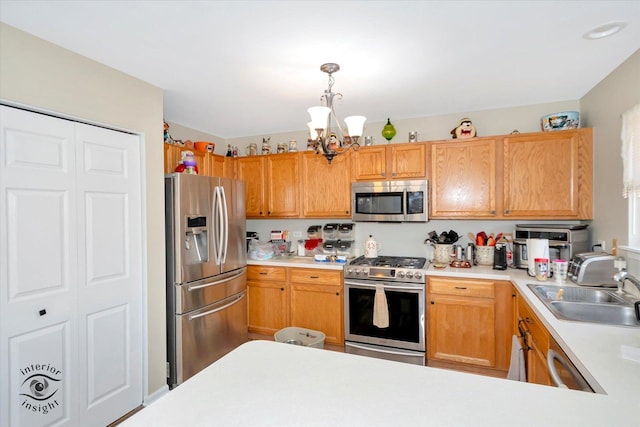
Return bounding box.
[247,219,585,259]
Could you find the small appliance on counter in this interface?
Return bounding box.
[513,224,589,271]
[567,252,617,286]
[493,243,508,270]
[246,231,258,253]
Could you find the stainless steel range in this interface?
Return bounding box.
[344,256,426,365]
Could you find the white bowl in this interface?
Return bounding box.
[541,111,580,131]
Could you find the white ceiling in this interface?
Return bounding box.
[1,1,639,138]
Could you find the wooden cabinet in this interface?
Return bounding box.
[247,266,289,336]
[517,292,552,386]
[301,152,352,218]
[265,153,301,217]
[502,129,592,218]
[164,144,226,177]
[427,277,513,376]
[430,138,497,217]
[237,156,266,217]
[237,153,300,218]
[428,129,593,219]
[353,143,427,181]
[248,266,344,345]
[289,269,343,345]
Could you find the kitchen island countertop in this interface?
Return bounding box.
[122,338,638,426]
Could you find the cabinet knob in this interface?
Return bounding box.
[345,210,349,215]
[392,172,396,177]
[280,287,284,291]
[430,301,434,305]
[39,309,47,316]
[259,211,263,215]
[381,172,385,177]
[336,292,340,296]
[267,211,271,215]
[490,210,496,215]
[504,209,510,214]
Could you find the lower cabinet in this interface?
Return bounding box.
[516,291,552,386]
[247,266,344,345]
[247,266,289,336]
[290,269,343,345]
[427,277,514,376]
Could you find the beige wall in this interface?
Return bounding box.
[0,23,167,397]
[581,49,640,250]
[166,121,226,155]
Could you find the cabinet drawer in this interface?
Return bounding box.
[518,297,549,353]
[289,268,342,286]
[248,266,287,282]
[429,278,495,298]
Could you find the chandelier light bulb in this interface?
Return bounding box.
[308,106,331,131]
[307,122,319,140]
[344,116,366,137]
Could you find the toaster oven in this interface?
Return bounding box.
[513,224,590,270]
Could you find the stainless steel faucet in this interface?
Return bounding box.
[612,270,640,293]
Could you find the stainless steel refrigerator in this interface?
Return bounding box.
[165,173,247,388]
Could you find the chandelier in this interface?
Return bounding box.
[307,63,366,164]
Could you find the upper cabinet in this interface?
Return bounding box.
[431,138,497,217]
[237,153,301,218]
[502,129,592,219]
[164,144,228,177]
[353,143,427,181]
[301,152,352,218]
[430,129,593,220]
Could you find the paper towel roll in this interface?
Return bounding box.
[526,238,549,276]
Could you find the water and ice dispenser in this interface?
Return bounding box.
[184,215,209,264]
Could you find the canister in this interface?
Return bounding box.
[535,258,549,281]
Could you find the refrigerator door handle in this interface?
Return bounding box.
[212,186,224,264]
[220,185,229,264]
[186,269,246,291]
[188,292,245,321]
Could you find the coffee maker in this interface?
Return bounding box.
[493,243,508,270]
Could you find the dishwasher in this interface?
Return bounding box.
[547,337,593,392]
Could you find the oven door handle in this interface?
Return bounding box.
[346,342,423,357]
[344,280,422,291]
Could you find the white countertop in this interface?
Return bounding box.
[248,256,346,270]
[123,340,638,427]
[127,259,639,426]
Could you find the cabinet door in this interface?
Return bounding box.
[237,157,265,217]
[265,153,300,217]
[389,144,426,179]
[427,294,496,367]
[431,139,497,217]
[210,154,226,178]
[247,281,288,335]
[301,152,352,218]
[527,338,552,386]
[290,283,343,345]
[503,131,579,217]
[353,146,386,180]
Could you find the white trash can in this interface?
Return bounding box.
[274,327,325,349]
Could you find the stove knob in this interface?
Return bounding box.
[354,268,361,275]
[414,272,423,280]
[346,268,354,275]
[405,271,414,279]
[397,271,406,278]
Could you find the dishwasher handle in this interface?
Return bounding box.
[546,349,591,392]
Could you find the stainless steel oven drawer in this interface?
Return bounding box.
[345,342,425,366]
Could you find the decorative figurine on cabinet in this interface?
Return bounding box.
[450,118,477,139]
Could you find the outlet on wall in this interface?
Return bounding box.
[598,240,606,251]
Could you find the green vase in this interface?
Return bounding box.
[381,118,396,141]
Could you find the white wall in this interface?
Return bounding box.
[581,49,640,274]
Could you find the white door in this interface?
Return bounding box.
[0,106,143,426]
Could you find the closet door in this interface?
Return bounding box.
[74,122,143,426]
[0,106,143,427]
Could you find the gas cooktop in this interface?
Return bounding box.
[345,256,427,284]
[349,255,427,269]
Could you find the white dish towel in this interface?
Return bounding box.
[507,334,526,381]
[373,284,389,328]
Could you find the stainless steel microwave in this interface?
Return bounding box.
[351,180,429,222]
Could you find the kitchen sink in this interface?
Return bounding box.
[527,284,640,327]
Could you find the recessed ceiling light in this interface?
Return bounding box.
[583,22,627,40]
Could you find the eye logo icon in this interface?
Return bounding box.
[21,374,60,401]
[19,363,63,415]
